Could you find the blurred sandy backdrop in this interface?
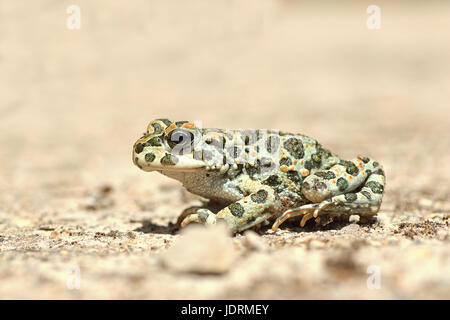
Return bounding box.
[0,1,449,299]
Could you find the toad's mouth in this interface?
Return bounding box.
[155,167,205,173]
[133,151,207,172]
[137,165,206,173]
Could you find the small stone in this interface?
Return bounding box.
[340,223,360,234]
[349,215,360,223]
[418,198,433,209]
[309,240,326,249]
[160,223,236,274]
[242,230,268,251]
[38,225,56,231]
[12,218,32,228]
[99,184,113,195]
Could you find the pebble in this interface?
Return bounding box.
[160,223,236,274]
[309,240,326,249]
[242,230,268,252]
[12,218,33,228]
[340,223,360,234]
[418,198,433,209]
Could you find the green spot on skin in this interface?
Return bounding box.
[373,168,384,176]
[304,160,313,170]
[151,123,164,134]
[283,138,304,159]
[245,160,261,179]
[314,171,336,180]
[146,137,162,147]
[359,156,370,163]
[229,203,245,217]
[336,177,349,191]
[160,153,178,166]
[287,171,302,183]
[135,143,144,154]
[156,118,173,126]
[340,160,359,176]
[145,152,156,162]
[312,154,321,162]
[263,175,282,186]
[279,157,292,166]
[366,181,384,194]
[250,190,268,203]
[345,193,357,202]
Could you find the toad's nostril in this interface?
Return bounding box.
[133,156,142,169]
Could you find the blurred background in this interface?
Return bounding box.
[0,0,449,299]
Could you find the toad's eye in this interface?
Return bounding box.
[167,129,194,152]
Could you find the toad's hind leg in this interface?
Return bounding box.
[272,159,385,230]
[324,165,386,219]
[318,169,385,224]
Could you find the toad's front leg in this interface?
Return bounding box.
[180,186,281,233]
[176,199,225,226]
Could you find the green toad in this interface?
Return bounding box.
[133,119,386,233]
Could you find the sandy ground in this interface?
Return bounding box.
[0,1,449,299]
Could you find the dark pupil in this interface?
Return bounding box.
[172,133,186,144]
[168,130,192,149]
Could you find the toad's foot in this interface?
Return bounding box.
[176,206,209,226]
[179,207,217,227]
[271,201,334,230]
